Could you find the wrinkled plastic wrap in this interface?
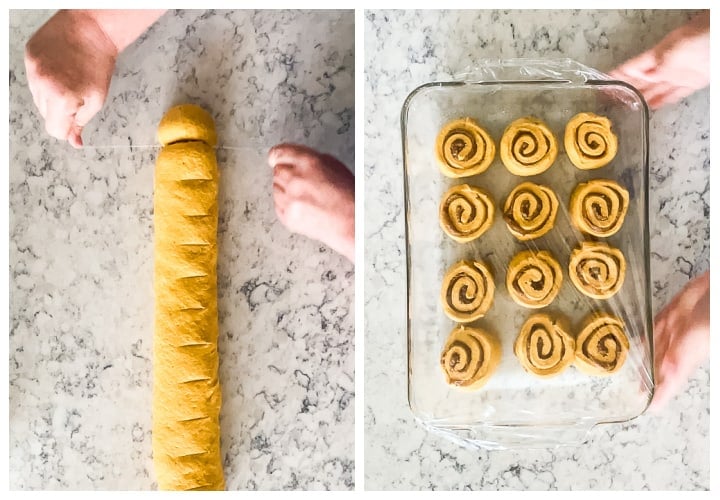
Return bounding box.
[401,59,653,449]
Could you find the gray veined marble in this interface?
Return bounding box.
[9,9,354,490]
[364,9,708,490]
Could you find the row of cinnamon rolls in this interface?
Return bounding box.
[440,179,629,242]
[441,313,629,390]
[442,245,625,321]
[436,113,618,178]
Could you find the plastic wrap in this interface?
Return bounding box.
[401,59,653,449]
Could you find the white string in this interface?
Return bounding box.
[80,145,262,151]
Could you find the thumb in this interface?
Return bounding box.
[624,50,659,76]
[44,101,77,142]
[69,91,106,147]
[74,91,105,128]
[68,123,83,149]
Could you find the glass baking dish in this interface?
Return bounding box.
[401,59,653,449]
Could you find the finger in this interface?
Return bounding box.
[651,328,680,412]
[272,189,288,223]
[272,163,295,185]
[643,83,675,110]
[272,182,288,206]
[649,378,674,412]
[38,94,49,121]
[615,73,653,94]
[647,89,680,110]
[616,51,660,80]
[26,79,45,117]
[66,92,104,148]
[608,67,646,86]
[44,101,77,140]
[653,321,667,359]
[68,124,83,149]
[653,304,674,361]
[272,179,286,195]
[608,69,656,100]
[75,91,104,128]
[268,143,320,168]
[652,87,693,108]
[274,204,286,223]
[651,338,697,412]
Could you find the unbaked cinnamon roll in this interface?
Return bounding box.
[575,313,629,376]
[569,242,626,299]
[564,112,618,170]
[500,116,558,176]
[441,325,501,390]
[506,250,562,309]
[503,182,558,240]
[439,184,495,242]
[440,260,495,322]
[435,118,496,178]
[569,179,629,237]
[514,313,575,377]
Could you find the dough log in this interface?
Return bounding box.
[153,104,224,491]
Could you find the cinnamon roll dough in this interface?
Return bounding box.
[441,325,501,390]
[503,181,558,240]
[570,179,629,237]
[440,260,495,323]
[575,313,630,376]
[439,184,494,242]
[564,112,618,170]
[500,116,558,176]
[569,242,626,299]
[514,313,575,378]
[153,104,224,491]
[435,117,496,178]
[506,250,562,309]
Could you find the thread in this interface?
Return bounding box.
[80,145,263,151]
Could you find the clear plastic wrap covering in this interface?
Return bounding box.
[401,59,653,449]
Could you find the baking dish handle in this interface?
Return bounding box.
[453,58,610,84]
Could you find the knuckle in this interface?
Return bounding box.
[285,177,303,196]
[273,167,287,182]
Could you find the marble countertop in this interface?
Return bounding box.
[364,9,709,490]
[9,9,354,490]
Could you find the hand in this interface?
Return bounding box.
[650,270,709,411]
[25,10,118,148]
[609,11,709,109]
[268,144,355,263]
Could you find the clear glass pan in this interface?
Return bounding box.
[401,59,654,449]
